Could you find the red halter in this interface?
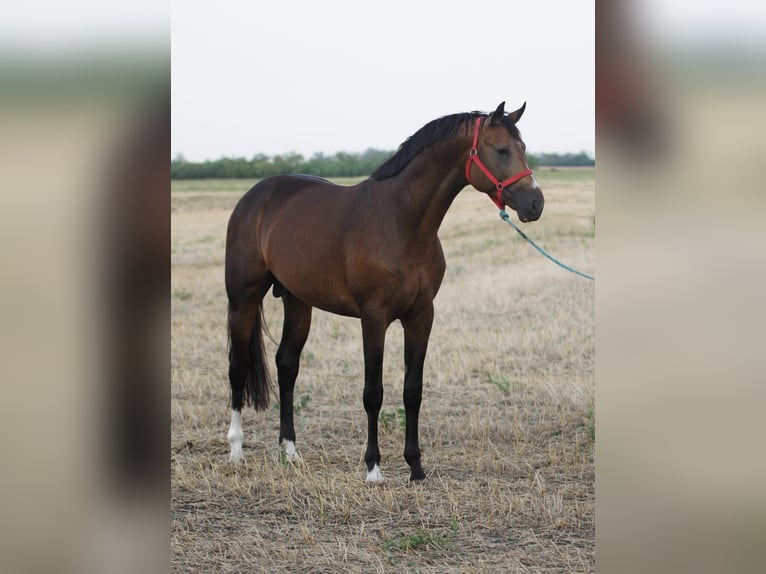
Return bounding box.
[465,116,534,209]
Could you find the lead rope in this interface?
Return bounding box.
[498,210,594,281]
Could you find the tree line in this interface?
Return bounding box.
[171,149,593,180]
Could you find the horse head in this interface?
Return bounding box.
[466,101,544,222]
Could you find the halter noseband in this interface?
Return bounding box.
[465,116,534,209]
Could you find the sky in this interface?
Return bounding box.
[3,2,764,162]
[171,0,595,161]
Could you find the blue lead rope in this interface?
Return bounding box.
[498,210,595,281]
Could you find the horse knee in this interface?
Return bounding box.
[403,383,422,411]
[363,385,383,413]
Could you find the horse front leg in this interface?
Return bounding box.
[361,314,387,483]
[401,302,434,481]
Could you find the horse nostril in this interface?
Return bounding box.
[532,199,539,213]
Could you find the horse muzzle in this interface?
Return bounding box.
[509,189,544,222]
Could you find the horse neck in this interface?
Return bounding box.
[385,136,472,240]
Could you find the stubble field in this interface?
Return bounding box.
[171,169,595,572]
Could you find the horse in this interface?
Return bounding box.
[224,101,544,482]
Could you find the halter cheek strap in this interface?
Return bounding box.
[465,117,534,209]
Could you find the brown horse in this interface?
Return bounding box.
[225,101,543,482]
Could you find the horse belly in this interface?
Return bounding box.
[270,256,361,317]
[293,276,361,318]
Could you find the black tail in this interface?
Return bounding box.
[228,304,274,411]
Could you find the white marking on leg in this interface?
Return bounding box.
[366,463,383,483]
[280,439,302,463]
[227,410,243,463]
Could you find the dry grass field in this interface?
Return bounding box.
[171,169,595,573]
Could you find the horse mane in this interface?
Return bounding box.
[370,110,521,180]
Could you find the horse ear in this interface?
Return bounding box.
[507,102,526,124]
[489,101,506,125]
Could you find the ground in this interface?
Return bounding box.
[171,169,595,573]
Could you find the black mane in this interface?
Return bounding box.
[371,112,479,180]
[371,110,521,181]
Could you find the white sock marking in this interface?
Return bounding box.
[366,463,383,483]
[280,439,302,463]
[227,410,243,463]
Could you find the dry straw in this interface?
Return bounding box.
[172,170,594,572]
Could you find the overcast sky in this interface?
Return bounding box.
[3,2,764,162]
[171,1,595,161]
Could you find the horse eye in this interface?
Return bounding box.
[496,147,510,156]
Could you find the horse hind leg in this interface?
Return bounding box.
[226,409,244,463]
[276,291,312,462]
[226,280,274,462]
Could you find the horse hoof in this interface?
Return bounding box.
[409,467,426,482]
[366,463,384,484]
[280,439,302,463]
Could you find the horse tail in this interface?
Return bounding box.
[228,302,274,411]
[247,306,274,410]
